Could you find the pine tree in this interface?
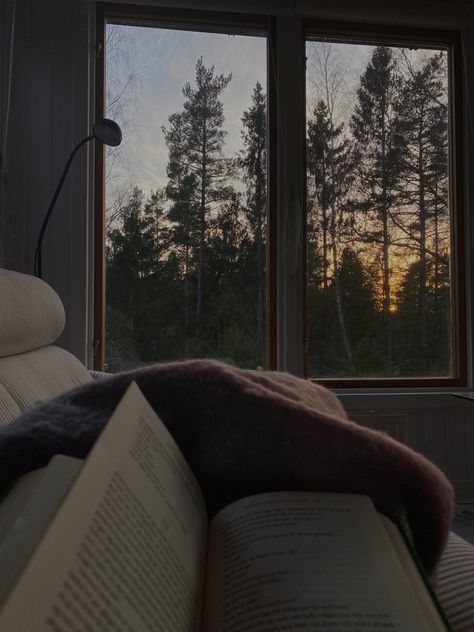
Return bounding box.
[337,248,383,374]
[106,186,166,369]
[307,99,354,363]
[395,254,450,374]
[205,194,261,366]
[162,58,234,324]
[240,82,267,349]
[165,168,200,348]
[394,52,449,357]
[351,46,402,364]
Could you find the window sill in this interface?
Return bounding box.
[334,389,474,409]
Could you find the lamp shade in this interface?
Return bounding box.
[93,118,122,146]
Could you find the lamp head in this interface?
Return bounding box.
[93,118,122,147]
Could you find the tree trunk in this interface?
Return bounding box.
[418,127,427,350]
[256,181,264,348]
[380,94,392,364]
[331,203,352,362]
[382,213,392,363]
[196,119,207,323]
[433,184,442,352]
[322,206,329,289]
[184,241,190,357]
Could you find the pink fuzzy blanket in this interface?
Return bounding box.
[0,359,453,580]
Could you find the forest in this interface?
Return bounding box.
[105,43,452,379]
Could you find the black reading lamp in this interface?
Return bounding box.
[34,118,122,278]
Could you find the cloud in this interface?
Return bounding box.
[106,25,266,204]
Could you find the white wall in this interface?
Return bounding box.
[2,0,92,363]
[343,394,474,500]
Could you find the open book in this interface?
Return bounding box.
[0,382,450,631]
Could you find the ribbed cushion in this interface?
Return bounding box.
[0,269,65,358]
[0,346,92,427]
[0,384,21,428]
[437,531,474,631]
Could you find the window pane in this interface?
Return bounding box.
[104,23,267,372]
[305,38,453,378]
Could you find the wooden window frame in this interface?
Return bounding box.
[93,3,276,370]
[303,21,466,388]
[93,6,466,388]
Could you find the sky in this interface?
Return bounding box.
[105,25,267,206]
[105,24,447,215]
[104,24,378,209]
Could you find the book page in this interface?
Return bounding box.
[0,455,83,607]
[203,492,446,632]
[0,382,208,632]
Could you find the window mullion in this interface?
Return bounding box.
[273,15,306,376]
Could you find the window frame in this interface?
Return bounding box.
[93,3,276,371]
[93,6,467,388]
[303,20,466,388]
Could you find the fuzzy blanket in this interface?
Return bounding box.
[0,359,453,580]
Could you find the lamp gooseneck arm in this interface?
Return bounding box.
[34,134,95,278]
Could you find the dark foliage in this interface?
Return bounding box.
[106,48,451,378]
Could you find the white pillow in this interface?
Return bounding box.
[0,346,92,426]
[0,269,65,358]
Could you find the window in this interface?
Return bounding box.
[95,9,466,386]
[304,24,465,386]
[97,7,267,372]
